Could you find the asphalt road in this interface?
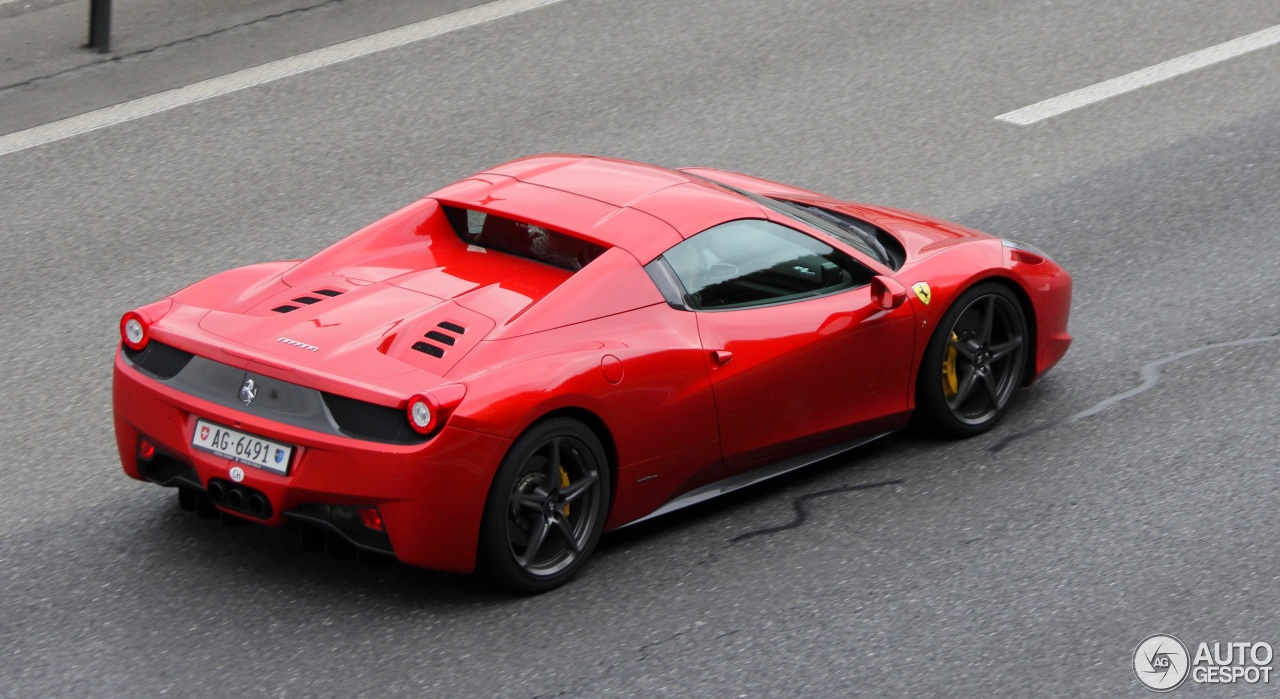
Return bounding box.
[2,1,1279,696]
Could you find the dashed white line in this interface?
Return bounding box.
[0,0,567,157]
[997,23,1280,125]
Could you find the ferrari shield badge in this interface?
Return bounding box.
[912,282,932,305]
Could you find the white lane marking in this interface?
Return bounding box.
[997,23,1280,125]
[0,0,567,157]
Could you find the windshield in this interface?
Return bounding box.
[686,173,891,267]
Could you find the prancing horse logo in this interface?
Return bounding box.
[912,281,932,305]
[239,378,258,406]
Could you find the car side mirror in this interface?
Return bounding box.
[870,276,908,310]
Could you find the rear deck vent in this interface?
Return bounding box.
[411,342,445,358]
[292,296,321,305]
[272,305,299,313]
[424,331,456,346]
[437,321,465,334]
[314,289,343,297]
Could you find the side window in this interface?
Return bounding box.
[662,219,873,310]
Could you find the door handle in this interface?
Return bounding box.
[711,350,733,366]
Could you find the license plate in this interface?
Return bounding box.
[192,419,293,475]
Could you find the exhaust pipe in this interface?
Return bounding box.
[206,481,226,504]
[200,480,269,519]
[246,493,269,518]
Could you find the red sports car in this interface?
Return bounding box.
[114,154,1071,592]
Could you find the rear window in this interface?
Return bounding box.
[443,206,607,271]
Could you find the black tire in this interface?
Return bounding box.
[915,282,1029,438]
[477,418,611,593]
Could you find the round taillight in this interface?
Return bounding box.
[121,312,149,350]
[407,394,436,434]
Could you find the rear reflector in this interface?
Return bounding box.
[356,507,384,532]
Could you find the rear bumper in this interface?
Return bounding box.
[113,350,509,573]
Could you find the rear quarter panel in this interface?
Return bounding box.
[445,303,724,529]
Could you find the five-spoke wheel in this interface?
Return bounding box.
[478,418,611,593]
[917,283,1028,437]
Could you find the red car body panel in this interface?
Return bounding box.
[694,285,917,468]
[113,154,1072,574]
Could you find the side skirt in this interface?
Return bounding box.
[620,431,894,528]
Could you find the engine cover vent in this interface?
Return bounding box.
[411,342,445,358]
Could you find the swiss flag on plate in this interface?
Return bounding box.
[200,425,209,440]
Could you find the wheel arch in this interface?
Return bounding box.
[910,273,1036,437]
[913,273,1039,399]
[473,405,619,591]
[520,406,619,509]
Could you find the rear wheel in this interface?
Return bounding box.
[478,418,611,593]
[916,283,1028,438]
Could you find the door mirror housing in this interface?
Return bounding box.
[870,276,907,310]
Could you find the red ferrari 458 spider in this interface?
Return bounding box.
[114,154,1071,592]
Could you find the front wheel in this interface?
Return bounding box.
[477,418,611,593]
[915,283,1028,438]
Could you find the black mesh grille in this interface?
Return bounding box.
[123,340,194,380]
[437,321,465,334]
[411,342,445,358]
[272,305,299,313]
[313,289,343,297]
[424,331,456,346]
[321,393,428,444]
[292,296,321,305]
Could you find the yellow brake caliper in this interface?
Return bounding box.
[558,466,568,514]
[943,332,960,398]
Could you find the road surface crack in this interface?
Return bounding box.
[728,478,905,544]
[991,332,1280,452]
